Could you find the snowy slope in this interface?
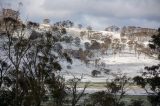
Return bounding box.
[60,52,159,82]
[0,27,158,84]
[59,28,159,82]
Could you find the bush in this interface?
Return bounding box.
[62,36,73,43]
[101,68,111,74]
[53,43,63,52]
[91,70,101,77]
[29,30,42,40]
[129,99,144,106]
[84,42,90,50]
[90,41,101,50]
[67,65,71,69]
[74,37,81,46]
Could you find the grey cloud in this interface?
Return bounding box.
[42,0,160,20]
[0,0,160,29]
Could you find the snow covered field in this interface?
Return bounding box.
[0,28,159,95]
[60,51,159,82]
[59,28,159,83]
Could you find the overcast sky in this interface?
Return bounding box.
[1,0,160,30]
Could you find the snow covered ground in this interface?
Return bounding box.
[60,51,159,82]
[78,87,148,95]
[59,28,159,83]
[0,27,159,95]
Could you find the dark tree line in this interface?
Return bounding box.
[54,20,74,28]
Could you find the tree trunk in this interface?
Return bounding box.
[15,67,19,106]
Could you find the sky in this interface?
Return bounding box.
[0,0,160,30]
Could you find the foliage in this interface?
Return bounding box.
[67,75,89,106]
[90,91,115,106]
[91,70,101,77]
[0,11,73,106]
[74,37,81,46]
[134,28,160,106]
[128,99,144,106]
[149,28,160,59]
[54,20,74,28]
[90,41,101,50]
[134,65,160,106]
[84,42,90,50]
[0,89,15,106]
[89,74,129,106]
[62,35,73,43]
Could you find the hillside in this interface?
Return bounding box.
[58,28,159,82]
[0,27,158,96]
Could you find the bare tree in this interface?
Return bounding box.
[67,75,89,106]
[0,6,31,105]
[106,73,130,106]
[0,59,11,87]
[89,73,130,106]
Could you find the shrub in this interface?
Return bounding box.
[91,70,101,77]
